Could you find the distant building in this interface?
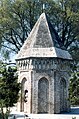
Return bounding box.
[16,13,72,114]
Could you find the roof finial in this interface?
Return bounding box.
[42,3,45,13]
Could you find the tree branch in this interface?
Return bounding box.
[1,44,17,53]
[10,29,20,51]
[3,36,14,44]
[11,29,23,47]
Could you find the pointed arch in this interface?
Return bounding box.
[20,77,27,112]
[38,77,49,113]
[60,78,67,112]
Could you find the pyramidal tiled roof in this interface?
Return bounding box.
[16,13,72,60]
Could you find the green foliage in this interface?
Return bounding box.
[69,44,79,63]
[0,0,79,51]
[0,0,79,70]
[0,63,21,108]
[69,72,79,105]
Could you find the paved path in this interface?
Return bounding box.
[27,107,79,119]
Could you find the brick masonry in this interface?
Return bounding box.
[16,58,70,114]
[16,13,71,114]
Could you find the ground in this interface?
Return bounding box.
[26,107,79,119]
[4,106,79,119]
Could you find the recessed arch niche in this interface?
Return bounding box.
[38,77,49,113]
[20,77,27,112]
[60,78,67,112]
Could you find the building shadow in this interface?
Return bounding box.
[61,107,79,115]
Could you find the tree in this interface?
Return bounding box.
[0,0,79,54]
[0,0,39,53]
[54,0,79,48]
[0,62,20,119]
[69,72,79,105]
[57,0,79,62]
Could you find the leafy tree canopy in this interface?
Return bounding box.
[69,72,79,105]
[0,0,79,60]
[0,62,20,108]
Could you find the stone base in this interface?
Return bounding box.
[25,114,78,119]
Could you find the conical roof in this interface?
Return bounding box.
[16,13,72,60]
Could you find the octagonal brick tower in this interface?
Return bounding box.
[16,13,72,114]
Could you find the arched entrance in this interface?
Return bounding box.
[38,77,49,113]
[21,78,27,112]
[60,78,67,112]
